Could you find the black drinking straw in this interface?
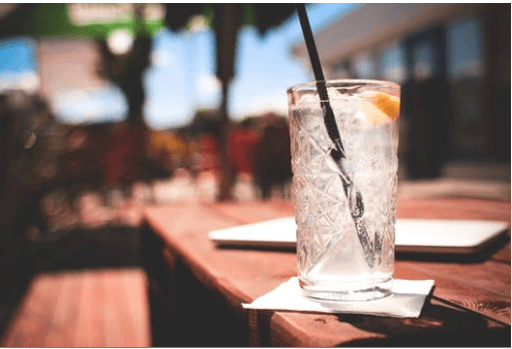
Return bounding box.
[295,3,345,161]
[295,4,377,268]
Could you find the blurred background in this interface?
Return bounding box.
[0,3,509,347]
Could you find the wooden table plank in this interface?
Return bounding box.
[1,273,64,347]
[266,298,509,347]
[1,269,150,348]
[90,272,107,346]
[102,271,124,347]
[42,273,74,347]
[207,197,511,227]
[396,197,511,222]
[73,271,101,347]
[106,270,141,347]
[396,261,510,325]
[205,200,295,225]
[58,271,86,347]
[120,269,151,347]
[492,241,511,263]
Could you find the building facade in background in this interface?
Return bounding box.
[291,3,510,179]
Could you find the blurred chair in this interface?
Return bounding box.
[253,115,292,200]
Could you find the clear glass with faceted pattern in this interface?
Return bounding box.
[287,80,400,302]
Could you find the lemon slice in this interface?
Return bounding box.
[373,92,400,120]
[361,101,390,125]
[358,91,400,124]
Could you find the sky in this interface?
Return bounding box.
[143,3,361,129]
[0,3,483,129]
[0,37,40,93]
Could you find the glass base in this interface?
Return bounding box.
[299,278,393,302]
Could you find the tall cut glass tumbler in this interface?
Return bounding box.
[287,79,400,302]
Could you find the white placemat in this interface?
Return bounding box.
[243,277,434,318]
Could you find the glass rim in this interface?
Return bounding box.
[287,79,400,94]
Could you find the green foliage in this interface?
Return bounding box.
[0,4,164,39]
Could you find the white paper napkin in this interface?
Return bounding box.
[243,277,434,318]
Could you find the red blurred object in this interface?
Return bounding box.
[103,122,145,186]
[229,128,259,174]
[199,134,219,172]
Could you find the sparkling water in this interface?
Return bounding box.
[289,86,399,301]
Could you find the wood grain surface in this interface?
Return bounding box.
[1,268,150,347]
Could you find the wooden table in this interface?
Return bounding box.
[141,196,511,347]
[1,269,150,347]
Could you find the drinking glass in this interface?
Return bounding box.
[287,79,400,302]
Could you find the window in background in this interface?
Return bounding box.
[447,18,482,80]
[353,52,375,79]
[446,18,485,158]
[379,44,406,83]
[413,41,435,81]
